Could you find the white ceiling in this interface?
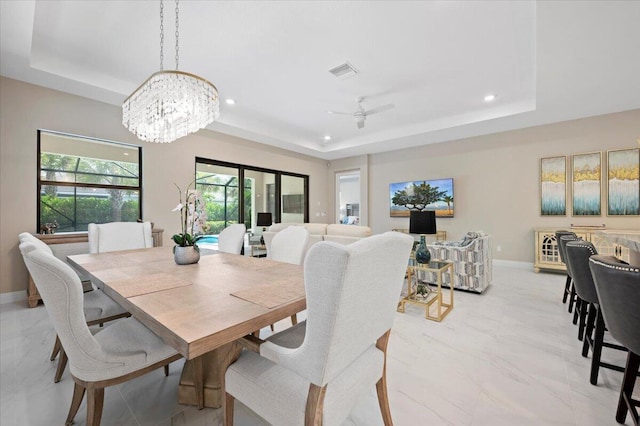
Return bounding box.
[1,1,639,160]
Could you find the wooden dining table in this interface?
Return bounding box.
[67,246,306,409]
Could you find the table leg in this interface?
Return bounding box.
[178,342,243,409]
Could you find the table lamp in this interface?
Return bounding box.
[409,210,436,264]
[256,212,272,244]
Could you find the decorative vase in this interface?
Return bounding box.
[174,246,200,265]
[414,235,431,264]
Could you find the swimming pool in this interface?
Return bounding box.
[197,235,219,244]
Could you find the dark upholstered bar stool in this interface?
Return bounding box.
[555,230,577,305]
[559,234,580,322]
[565,240,598,342]
[589,255,640,425]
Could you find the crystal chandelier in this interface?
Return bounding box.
[122,0,219,143]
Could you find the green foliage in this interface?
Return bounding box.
[392,182,447,211]
[40,195,139,232]
[171,233,201,248]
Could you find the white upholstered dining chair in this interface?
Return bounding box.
[88,221,153,253]
[269,225,309,327]
[217,223,247,254]
[268,225,309,264]
[18,232,129,382]
[19,241,181,426]
[224,231,414,426]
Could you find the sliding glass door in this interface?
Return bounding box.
[195,158,308,236]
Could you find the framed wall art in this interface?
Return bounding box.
[389,178,454,218]
[572,152,602,216]
[607,148,639,216]
[540,156,566,216]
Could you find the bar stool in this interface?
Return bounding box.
[558,234,580,322]
[565,240,598,341]
[589,255,640,425]
[555,230,577,305]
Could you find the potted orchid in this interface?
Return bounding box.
[171,182,202,265]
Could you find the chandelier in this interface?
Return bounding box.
[122,0,219,143]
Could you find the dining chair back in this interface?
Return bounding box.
[19,241,181,426]
[225,231,414,426]
[269,225,309,264]
[589,255,640,424]
[88,221,153,253]
[217,224,246,254]
[18,232,129,382]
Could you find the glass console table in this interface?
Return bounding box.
[397,259,454,322]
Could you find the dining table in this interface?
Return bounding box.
[67,246,306,409]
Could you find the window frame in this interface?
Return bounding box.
[195,157,309,227]
[37,129,143,233]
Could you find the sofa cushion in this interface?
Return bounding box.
[268,223,328,235]
[326,224,372,238]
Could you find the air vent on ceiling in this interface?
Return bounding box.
[328,62,359,79]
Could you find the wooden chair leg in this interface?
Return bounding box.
[562,275,571,303]
[568,283,576,314]
[86,385,105,426]
[270,324,274,332]
[224,393,235,426]
[590,309,606,385]
[164,365,169,376]
[572,295,581,325]
[55,348,68,383]
[291,314,298,326]
[305,384,327,426]
[376,330,393,426]
[582,303,596,357]
[577,300,588,341]
[50,335,61,361]
[617,351,640,424]
[65,382,86,426]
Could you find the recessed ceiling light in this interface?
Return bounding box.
[123,152,129,156]
[225,99,236,105]
[324,136,332,142]
[484,94,496,102]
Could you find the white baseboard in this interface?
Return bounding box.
[493,259,534,270]
[0,290,27,305]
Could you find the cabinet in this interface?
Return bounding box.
[27,228,164,307]
[533,227,640,273]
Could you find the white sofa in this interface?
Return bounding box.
[421,232,492,294]
[262,223,372,257]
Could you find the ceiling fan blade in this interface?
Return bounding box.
[364,104,395,116]
[357,120,365,129]
[327,111,352,116]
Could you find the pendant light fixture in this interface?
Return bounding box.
[122,0,219,143]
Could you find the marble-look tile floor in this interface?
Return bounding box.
[1,264,637,425]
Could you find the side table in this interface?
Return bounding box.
[397,260,454,322]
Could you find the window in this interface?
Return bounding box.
[195,158,308,235]
[38,130,142,233]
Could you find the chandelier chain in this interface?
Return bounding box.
[175,0,179,70]
[159,0,164,70]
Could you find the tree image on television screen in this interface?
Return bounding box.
[391,182,447,211]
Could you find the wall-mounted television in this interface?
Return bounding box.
[389,178,454,217]
[282,194,304,214]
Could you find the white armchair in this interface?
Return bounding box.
[19,241,181,426]
[217,223,247,254]
[224,231,414,426]
[18,232,129,383]
[269,225,309,264]
[88,221,153,253]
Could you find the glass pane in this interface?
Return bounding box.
[195,163,239,234]
[40,132,139,187]
[244,170,276,234]
[40,185,140,232]
[281,175,305,223]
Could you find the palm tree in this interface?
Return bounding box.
[443,195,454,215]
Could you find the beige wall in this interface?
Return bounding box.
[2,76,639,296]
[0,77,329,295]
[369,109,640,263]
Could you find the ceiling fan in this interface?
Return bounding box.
[328,96,395,129]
